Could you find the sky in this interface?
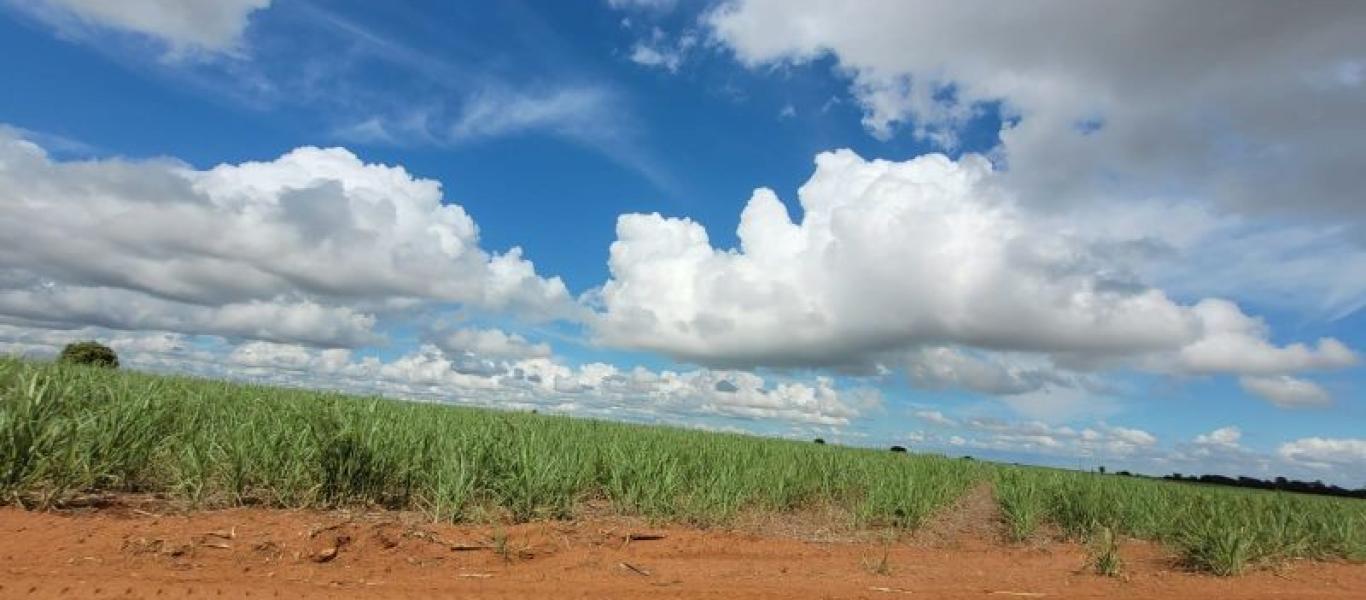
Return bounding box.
[1,0,1364,485]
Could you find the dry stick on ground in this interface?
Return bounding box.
[621,532,666,549]
[620,562,651,576]
[627,533,666,541]
[203,527,236,540]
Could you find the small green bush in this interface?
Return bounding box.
[58,341,119,368]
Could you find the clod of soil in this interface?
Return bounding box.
[310,533,351,562]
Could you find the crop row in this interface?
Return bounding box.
[0,358,981,527]
[2,358,1362,574]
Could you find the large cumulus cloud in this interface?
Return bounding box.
[593,150,1355,389]
[707,1,1366,229]
[0,130,573,347]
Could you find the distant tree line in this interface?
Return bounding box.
[1157,472,1366,500]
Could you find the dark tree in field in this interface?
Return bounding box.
[889,445,907,453]
[813,438,826,444]
[58,340,119,368]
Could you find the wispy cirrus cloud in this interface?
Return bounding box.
[8,0,270,57]
[306,6,678,191]
[10,0,678,191]
[332,85,679,193]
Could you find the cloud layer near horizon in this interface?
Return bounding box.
[0,321,875,428]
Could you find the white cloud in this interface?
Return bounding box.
[626,27,697,74]
[995,384,1116,423]
[18,1,677,194]
[1101,425,1158,448]
[1121,215,1366,321]
[339,86,635,146]
[337,86,674,192]
[1,322,179,357]
[893,411,1363,484]
[910,414,1159,458]
[1278,437,1366,471]
[907,347,1082,396]
[1174,300,1357,375]
[965,417,1076,439]
[450,87,618,142]
[592,149,1353,387]
[228,340,348,372]
[912,410,957,427]
[215,338,877,427]
[430,327,552,360]
[0,287,379,347]
[1239,376,1333,409]
[1174,426,1263,468]
[707,1,1366,238]
[0,129,573,347]
[19,0,270,56]
[1194,426,1243,449]
[0,316,876,429]
[607,0,677,12]
[629,44,682,72]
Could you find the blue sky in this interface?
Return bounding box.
[1,0,1364,485]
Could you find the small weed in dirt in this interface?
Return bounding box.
[1087,527,1123,578]
[487,529,534,562]
[861,550,892,576]
[861,535,894,576]
[491,529,510,561]
[121,537,165,555]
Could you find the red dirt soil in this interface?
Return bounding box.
[1,502,1361,599]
